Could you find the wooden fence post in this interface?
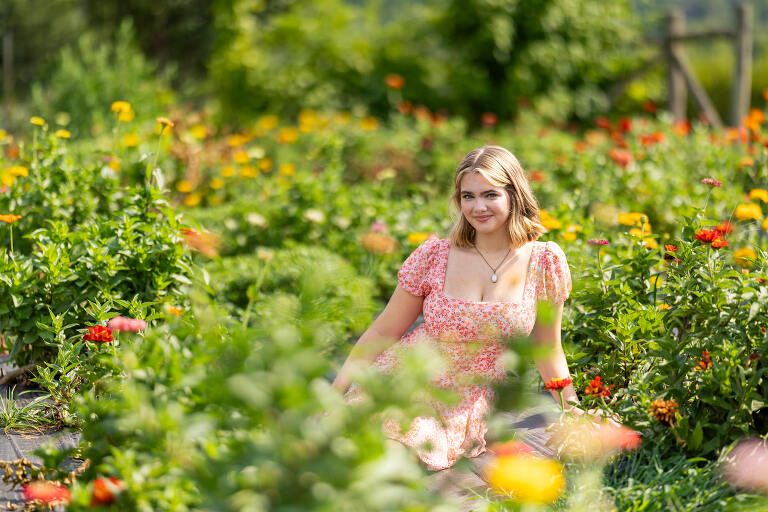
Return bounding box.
[666,10,687,122]
[730,3,753,126]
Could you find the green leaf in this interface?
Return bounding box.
[689,422,703,451]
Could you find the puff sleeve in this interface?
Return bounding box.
[397,238,439,297]
[539,241,572,304]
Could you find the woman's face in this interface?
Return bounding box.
[459,172,511,236]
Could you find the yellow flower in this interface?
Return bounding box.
[360,116,379,131]
[8,166,28,177]
[279,163,296,176]
[539,210,562,231]
[334,111,351,125]
[276,127,299,144]
[122,133,140,147]
[298,109,317,133]
[657,303,672,311]
[54,129,71,139]
[0,171,14,186]
[209,178,224,190]
[221,165,235,178]
[749,189,768,203]
[110,101,131,114]
[562,232,577,241]
[258,158,273,172]
[0,129,7,140]
[167,305,183,316]
[735,203,763,221]
[408,232,429,244]
[184,192,201,207]
[227,134,248,147]
[361,232,398,254]
[644,237,658,249]
[190,125,208,140]
[617,212,647,227]
[108,156,121,171]
[233,150,250,164]
[176,180,194,193]
[484,454,565,504]
[562,224,582,241]
[734,247,757,268]
[118,109,135,122]
[257,114,279,131]
[648,274,663,287]
[29,116,45,126]
[240,165,258,178]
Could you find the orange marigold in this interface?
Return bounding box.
[0,214,22,223]
[649,398,678,425]
[694,350,713,371]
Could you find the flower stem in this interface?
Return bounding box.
[558,389,565,411]
[596,247,606,294]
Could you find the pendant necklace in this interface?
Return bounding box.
[473,245,512,283]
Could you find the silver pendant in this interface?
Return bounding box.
[491,274,498,283]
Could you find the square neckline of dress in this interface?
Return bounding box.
[438,239,539,305]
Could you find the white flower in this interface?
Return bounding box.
[247,213,267,228]
[304,209,325,224]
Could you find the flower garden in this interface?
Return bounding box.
[0,89,766,510]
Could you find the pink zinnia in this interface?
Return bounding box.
[107,316,148,332]
[701,178,722,187]
[370,221,388,233]
[587,239,609,246]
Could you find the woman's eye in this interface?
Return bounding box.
[487,193,499,198]
[462,194,473,199]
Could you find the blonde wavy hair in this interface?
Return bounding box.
[449,145,545,249]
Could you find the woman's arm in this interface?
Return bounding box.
[530,302,579,410]
[331,286,424,395]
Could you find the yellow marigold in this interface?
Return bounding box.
[110,101,131,113]
[232,150,250,164]
[176,180,194,193]
[0,129,7,140]
[0,171,14,186]
[184,192,201,207]
[741,157,754,167]
[484,454,565,504]
[190,125,208,139]
[167,306,183,316]
[561,224,582,242]
[617,212,647,227]
[54,129,71,139]
[240,165,258,178]
[8,166,28,177]
[734,247,758,268]
[221,165,236,178]
[648,274,663,287]
[657,303,672,311]
[118,109,135,122]
[749,189,768,203]
[539,210,562,231]
[298,109,317,131]
[276,127,299,144]
[360,116,379,131]
[258,158,273,172]
[361,232,398,254]
[735,203,763,221]
[209,178,224,190]
[408,232,429,244]
[279,163,296,176]
[0,214,22,223]
[227,134,248,147]
[649,398,678,426]
[257,114,279,131]
[29,116,45,126]
[122,133,140,147]
[334,111,351,125]
[156,117,175,128]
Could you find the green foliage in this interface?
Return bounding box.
[28,20,175,135]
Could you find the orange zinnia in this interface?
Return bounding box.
[0,214,21,223]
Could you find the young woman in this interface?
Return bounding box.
[332,145,578,471]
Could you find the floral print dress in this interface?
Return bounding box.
[344,238,572,471]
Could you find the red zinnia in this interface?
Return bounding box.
[712,238,729,248]
[544,378,572,391]
[596,116,612,130]
[83,325,113,343]
[90,476,126,506]
[695,229,721,243]
[701,178,722,187]
[608,148,633,168]
[587,238,609,246]
[584,375,615,398]
[715,221,733,235]
[23,481,71,505]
